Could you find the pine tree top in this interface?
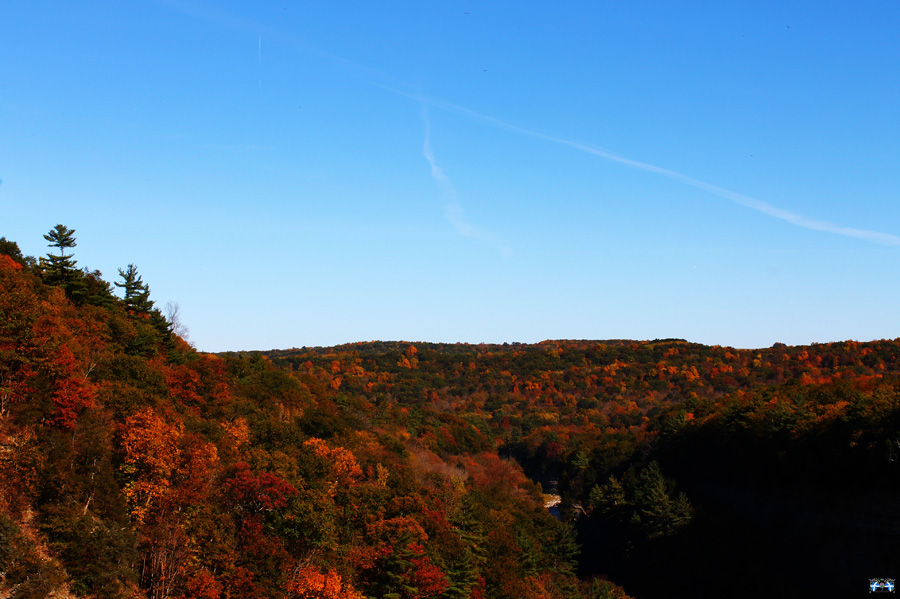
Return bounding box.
[43,224,77,257]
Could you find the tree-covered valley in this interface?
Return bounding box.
[1,228,898,598]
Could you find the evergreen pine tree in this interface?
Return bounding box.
[669,491,693,530]
[547,523,580,579]
[115,264,154,314]
[589,475,627,517]
[442,549,480,599]
[43,225,84,299]
[115,264,174,355]
[80,269,117,307]
[633,461,692,540]
[514,528,541,578]
[369,531,421,599]
[149,307,176,354]
[444,498,487,598]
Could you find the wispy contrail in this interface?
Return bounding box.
[400,90,900,247]
[158,0,900,247]
[156,0,404,87]
[422,106,512,258]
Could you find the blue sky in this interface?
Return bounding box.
[2,0,899,351]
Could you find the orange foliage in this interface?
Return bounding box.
[0,254,22,271]
[289,565,364,599]
[175,438,219,503]
[166,364,203,405]
[222,417,251,447]
[120,408,184,524]
[347,545,381,571]
[303,438,363,486]
[20,290,98,427]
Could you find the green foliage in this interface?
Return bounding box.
[81,269,118,307]
[547,522,581,579]
[366,532,423,599]
[115,264,154,314]
[631,461,692,541]
[42,224,88,301]
[43,224,77,276]
[0,513,69,599]
[0,237,26,264]
[38,505,138,598]
[583,459,693,582]
[588,476,625,516]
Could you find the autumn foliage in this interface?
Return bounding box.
[7,230,900,598]
[288,565,364,599]
[225,462,298,512]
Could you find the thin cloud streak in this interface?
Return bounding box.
[156,0,405,88]
[156,1,900,247]
[160,0,513,256]
[422,106,512,258]
[401,90,900,247]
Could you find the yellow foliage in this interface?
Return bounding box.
[120,409,183,524]
[222,418,251,448]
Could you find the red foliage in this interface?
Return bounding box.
[544,441,564,459]
[408,553,449,598]
[37,339,95,429]
[225,462,298,512]
[166,355,231,408]
[50,373,95,428]
[459,452,529,493]
[181,570,223,599]
[166,364,203,405]
[470,575,487,599]
[227,567,268,599]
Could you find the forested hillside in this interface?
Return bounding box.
[265,337,900,597]
[0,229,625,599]
[2,228,899,598]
